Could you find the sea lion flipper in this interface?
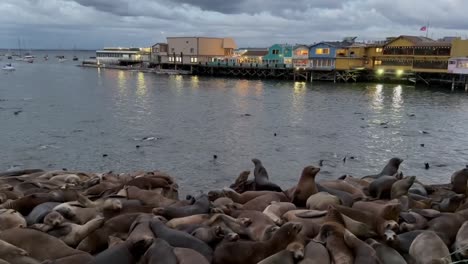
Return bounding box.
[295,210,327,218]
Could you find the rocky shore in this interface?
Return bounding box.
[0,158,467,264]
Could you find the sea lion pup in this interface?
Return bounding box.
[333,205,398,236]
[251,159,283,192]
[230,210,278,241]
[30,211,105,247]
[26,202,61,225]
[213,222,302,264]
[409,231,451,264]
[366,238,406,264]
[229,171,255,193]
[306,192,341,210]
[343,229,381,264]
[318,180,366,199]
[362,157,404,180]
[298,241,330,264]
[140,238,178,264]
[313,207,354,264]
[399,211,428,232]
[89,236,153,264]
[0,228,92,262]
[292,166,320,207]
[152,194,211,219]
[352,200,401,221]
[77,213,142,254]
[221,188,288,204]
[150,216,213,262]
[391,176,416,199]
[0,209,26,230]
[174,248,210,264]
[263,202,296,225]
[367,175,398,199]
[451,168,468,194]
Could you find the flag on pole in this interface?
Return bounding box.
[420,26,427,31]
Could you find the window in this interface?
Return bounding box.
[337,49,346,56]
[190,57,198,63]
[176,57,182,62]
[169,57,174,62]
[272,49,280,55]
[375,48,383,53]
[316,48,330,55]
[375,60,382,65]
[190,48,194,53]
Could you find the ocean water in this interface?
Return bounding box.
[1,50,468,194]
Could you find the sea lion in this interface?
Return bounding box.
[409,182,428,197]
[263,202,296,225]
[127,214,155,245]
[0,169,44,177]
[166,214,211,229]
[191,226,225,246]
[150,217,213,262]
[368,176,398,199]
[125,176,171,190]
[174,247,210,264]
[222,188,288,204]
[0,193,55,215]
[306,192,341,210]
[451,168,468,194]
[153,194,210,219]
[436,194,465,212]
[366,238,406,264]
[251,159,283,192]
[292,166,320,207]
[0,209,26,230]
[229,171,255,193]
[32,212,105,247]
[0,238,37,264]
[0,228,92,262]
[213,222,302,264]
[77,213,141,254]
[89,237,153,264]
[409,231,451,264]
[26,202,60,225]
[427,213,465,246]
[53,203,100,224]
[455,221,468,259]
[333,205,398,236]
[343,229,380,264]
[241,193,288,211]
[230,210,278,241]
[352,200,401,221]
[399,211,428,232]
[391,176,416,199]
[340,175,370,189]
[386,230,425,253]
[318,180,366,199]
[122,186,179,207]
[315,184,355,207]
[257,250,295,264]
[299,240,330,264]
[362,157,403,179]
[141,238,178,264]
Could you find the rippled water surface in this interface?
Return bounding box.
[1,51,468,194]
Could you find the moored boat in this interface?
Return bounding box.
[2,64,16,71]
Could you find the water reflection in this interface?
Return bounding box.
[290,82,307,123]
[118,71,127,93]
[136,72,147,98]
[392,85,403,109]
[174,75,183,95]
[235,80,250,97]
[190,76,199,89]
[372,84,384,110]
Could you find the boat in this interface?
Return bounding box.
[2,64,15,71]
[23,55,34,63]
[72,45,79,61]
[57,55,67,63]
[73,56,79,61]
[44,55,48,61]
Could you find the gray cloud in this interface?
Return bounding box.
[1,0,467,49]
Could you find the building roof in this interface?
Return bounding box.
[310,41,353,48]
[242,50,269,56]
[399,35,434,43]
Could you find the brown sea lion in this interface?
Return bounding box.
[126,214,155,244]
[299,240,330,264]
[436,194,465,212]
[455,221,468,259]
[451,168,468,194]
[166,214,211,229]
[77,213,142,254]
[0,238,35,264]
[343,229,381,264]
[362,157,403,180]
[257,241,305,264]
[333,205,398,236]
[366,238,406,264]
[191,226,225,246]
[0,209,26,230]
[409,231,451,264]
[306,192,341,210]
[399,211,428,232]
[263,202,296,225]
[292,166,320,207]
[174,247,210,264]
[141,238,177,264]
[427,212,466,246]
[229,171,255,193]
[252,159,283,192]
[0,228,92,262]
[241,193,288,211]
[341,175,370,189]
[125,176,171,190]
[89,236,153,264]
[230,210,278,241]
[367,176,398,199]
[319,180,366,199]
[152,194,211,219]
[0,193,55,215]
[222,188,287,204]
[352,200,401,221]
[213,222,302,264]
[391,176,416,199]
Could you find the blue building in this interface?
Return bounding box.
[263,44,293,67]
[309,41,352,70]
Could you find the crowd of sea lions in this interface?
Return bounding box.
[1,158,468,264]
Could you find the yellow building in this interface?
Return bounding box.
[335,44,369,70]
[372,35,452,74]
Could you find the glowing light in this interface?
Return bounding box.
[295,67,300,70]
[396,69,404,76]
[377,69,384,75]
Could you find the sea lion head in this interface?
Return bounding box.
[225,232,240,241]
[208,190,225,201]
[389,157,404,166]
[103,199,123,211]
[238,217,252,227]
[262,225,280,240]
[277,222,302,239]
[0,209,26,229]
[44,211,64,227]
[251,158,262,166]
[382,220,399,233]
[54,203,76,219]
[287,241,305,260]
[303,166,321,178]
[383,229,397,242]
[314,222,343,244]
[152,207,166,216]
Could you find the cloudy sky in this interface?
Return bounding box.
[1,0,468,49]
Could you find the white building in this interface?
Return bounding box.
[448,57,468,74]
[96,47,151,65]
